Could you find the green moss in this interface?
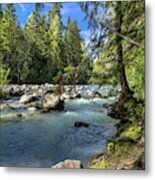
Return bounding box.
[107,142,115,154]
[94,157,107,169]
[90,140,144,170]
[121,124,141,141]
[114,143,131,158]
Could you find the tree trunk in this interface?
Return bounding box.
[115,2,132,100]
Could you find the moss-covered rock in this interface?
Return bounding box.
[120,124,142,141]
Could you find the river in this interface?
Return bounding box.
[0,91,118,168]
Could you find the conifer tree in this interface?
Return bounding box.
[0,4,19,82]
[45,3,64,82]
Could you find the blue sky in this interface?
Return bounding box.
[13,2,90,42]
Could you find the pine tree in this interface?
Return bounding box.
[0,4,20,83]
[64,17,83,67]
[45,3,64,82]
[24,3,47,83]
[63,17,84,84]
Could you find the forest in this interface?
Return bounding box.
[0,1,145,170]
[0,3,92,85]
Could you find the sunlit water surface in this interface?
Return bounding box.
[0,97,118,168]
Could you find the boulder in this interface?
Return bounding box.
[42,93,64,111]
[74,121,90,128]
[20,94,39,104]
[51,160,82,169]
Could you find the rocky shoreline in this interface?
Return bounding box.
[88,98,145,170]
[1,84,119,99]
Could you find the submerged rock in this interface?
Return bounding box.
[74,121,90,128]
[42,93,64,111]
[51,160,82,169]
[16,112,23,118]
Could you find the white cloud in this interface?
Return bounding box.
[19,4,26,12]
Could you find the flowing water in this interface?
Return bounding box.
[0,97,118,168]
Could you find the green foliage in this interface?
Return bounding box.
[0,4,19,82]
[124,100,144,122]
[0,3,91,85]
[82,1,144,101]
[0,64,10,85]
[63,17,91,84]
[64,18,82,67]
[45,3,64,82]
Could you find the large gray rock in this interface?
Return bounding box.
[42,93,64,111]
[51,160,82,169]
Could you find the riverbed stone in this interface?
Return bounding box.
[28,107,37,111]
[51,160,82,169]
[9,86,23,96]
[0,103,10,110]
[19,94,39,104]
[42,93,64,111]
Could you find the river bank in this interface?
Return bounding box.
[89,97,145,170]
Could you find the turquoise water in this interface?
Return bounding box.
[0,98,118,168]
